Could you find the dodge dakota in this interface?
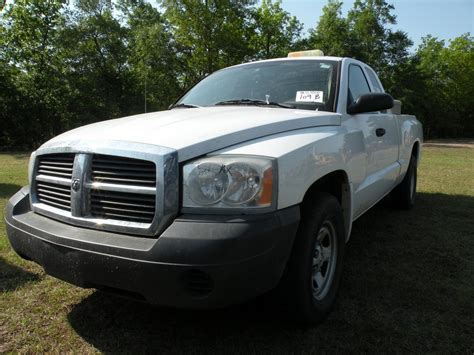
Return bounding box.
[5,51,423,323]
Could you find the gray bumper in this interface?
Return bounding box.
[5,187,300,308]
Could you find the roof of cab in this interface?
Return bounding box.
[226,56,343,70]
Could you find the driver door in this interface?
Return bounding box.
[345,64,399,217]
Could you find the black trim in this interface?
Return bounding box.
[6,187,300,309]
[332,60,343,113]
[347,93,394,115]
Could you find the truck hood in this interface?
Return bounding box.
[43,106,341,161]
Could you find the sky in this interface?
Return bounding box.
[281,0,474,48]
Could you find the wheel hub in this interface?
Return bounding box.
[313,244,323,265]
[311,220,337,301]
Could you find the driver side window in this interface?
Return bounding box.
[347,65,371,107]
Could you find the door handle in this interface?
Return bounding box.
[376,128,386,137]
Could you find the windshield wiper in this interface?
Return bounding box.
[214,99,295,109]
[169,103,201,109]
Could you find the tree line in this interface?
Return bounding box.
[0,0,472,150]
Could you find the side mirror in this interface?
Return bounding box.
[347,93,394,115]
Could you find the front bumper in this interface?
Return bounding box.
[5,187,300,309]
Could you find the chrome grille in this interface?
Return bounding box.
[90,189,156,223]
[35,154,74,211]
[89,154,156,223]
[30,143,178,237]
[37,154,74,179]
[91,154,156,187]
[36,181,71,211]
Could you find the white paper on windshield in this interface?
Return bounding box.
[296,91,324,103]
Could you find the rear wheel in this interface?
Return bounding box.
[391,153,417,209]
[278,192,345,324]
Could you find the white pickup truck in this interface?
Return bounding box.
[6,51,422,323]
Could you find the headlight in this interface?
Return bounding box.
[183,156,275,210]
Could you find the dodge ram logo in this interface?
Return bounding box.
[71,178,81,192]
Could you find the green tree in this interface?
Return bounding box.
[121,0,181,111]
[416,34,474,137]
[0,58,29,149]
[443,34,474,137]
[161,0,256,86]
[346,0,412,73]
[0,0,472,150]
[251,0,303,59]
[307,0,413,96]
[0,0,70,148]
[61,0,133,125]
[347,0,393,68]
[307,0,353,57]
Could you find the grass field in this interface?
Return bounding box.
[1,147,473,353]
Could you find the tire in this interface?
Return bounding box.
[277,192,345,324]
[391,153,417,209]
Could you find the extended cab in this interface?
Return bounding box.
[5,52,422,323]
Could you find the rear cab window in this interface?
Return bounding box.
[365,67,383,93]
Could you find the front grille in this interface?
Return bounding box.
[91,154,156,187]
[31,144,178,237]
[33,152,159,232]
[37,154,74,179]
[35,154,74,211]
[36,181,71,211]
[89,154,156,223]
[90,190,155,223]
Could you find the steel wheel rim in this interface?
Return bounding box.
[311,220,337,301]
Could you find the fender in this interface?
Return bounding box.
[215,125,360,240]
[396,115,424,184]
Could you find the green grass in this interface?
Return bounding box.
[1,148,473,353]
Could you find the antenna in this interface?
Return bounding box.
[144,73,147,113]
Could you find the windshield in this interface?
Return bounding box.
[176,60,339,112]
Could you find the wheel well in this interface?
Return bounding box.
[302,170,351,240]
[302,170,348,205]
[412,141,420,159]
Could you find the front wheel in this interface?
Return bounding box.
[278,192,345,324]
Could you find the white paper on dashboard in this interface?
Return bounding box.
[295,91,324,103]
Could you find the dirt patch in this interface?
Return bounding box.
[424,139,474,149]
